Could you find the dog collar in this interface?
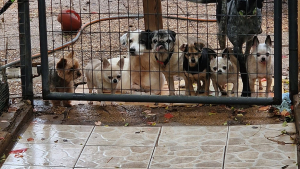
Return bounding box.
[155,49,174,66]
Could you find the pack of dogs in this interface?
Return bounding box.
[49,0,273,106]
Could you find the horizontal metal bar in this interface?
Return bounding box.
[44,93,280,105]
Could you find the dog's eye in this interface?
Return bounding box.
[257,53,261,57]
[266,53,270,56]
[108,76,113,79]
[153,39,157,43]
[223,66,227,70]
[166,39,171,43]
[129,39,133,43]
[213,67,217,71]
[117,75,121,78]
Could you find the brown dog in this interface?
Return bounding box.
[49,51,82,107]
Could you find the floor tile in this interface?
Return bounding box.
[86,126,160,146]
[150,146,224,168]
[1,166,69,169]
[228,123,296,145]
[158,126,228,147]
[18,124,94,145]
[75,146,153,168]
[224,144,297,168]
[3,143,84,167]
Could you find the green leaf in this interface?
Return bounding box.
[124,123,129,127]
[208,112,216,116]
[282,121,288,127]
[223,122,227,125]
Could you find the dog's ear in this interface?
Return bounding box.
[252,36,259,48]
[202,48,217,60]
[222,48,230,60]
[168,30,176,41]
[141,30,153,50]
[120,32,128,46]
[66,51,74,58]
[194,42,205,52]
[265,35,272,47]
[179,44,188,52]
[257,0,264,8]
[102,58,110,69]
[117,57,125,70]
[56,58,68,69]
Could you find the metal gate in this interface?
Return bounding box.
[36,0,296,105]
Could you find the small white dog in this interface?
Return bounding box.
[117,29,165,95]
[247,35,273,97]
[85,57,124,106]
[210,48,239,97]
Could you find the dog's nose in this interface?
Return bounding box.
[217,70,222,74]
[261,57,265,61]
[77,71,81,77]
[191,58,195,63]
[113,79,118,83]
[129,48,135,54]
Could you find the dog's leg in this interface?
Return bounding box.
[232,80,239,97]
[234,46,251,97]
[266,76,272,97]
[249,78,257,97]
[165,75,175,96]
[186,77,195,96]
[97,89,106,106]
[258,78,263,90]
[63,100,72,107]
[204,75,210,96]
[211,79,219,97]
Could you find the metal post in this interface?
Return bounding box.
[37,0,50,97]
[18,0,33,104]
[273,0,282,103]
[289,0,298,101]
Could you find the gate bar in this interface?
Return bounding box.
[274,0,282,102]
[18,0,33,104]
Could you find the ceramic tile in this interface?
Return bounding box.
[18,124,94,145]
[3,143,83,167]
[224,144,297,168]
[86,126,160,146]
[158,126,228,147]
[75,146,153,168]
[228,123,296,145]
[150,146,224,168]
[1,166,69,169]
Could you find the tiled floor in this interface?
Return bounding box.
[2,123,297,169]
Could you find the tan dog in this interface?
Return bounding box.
[85,57,124,106]
[117,29,165,95]
[179,38,212,96]
[210,48,239,97]
[149,29,188,96]
[49,51,82,107]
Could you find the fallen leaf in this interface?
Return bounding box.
[208,112,216,116]
[124,123,129,126]
[165,106,169,110]
[95,121,102,126]
[10,148,28,154]
[164,113,174,119]
[54,140,58,143]
[282,121,288,127]
[27,138,34,142]
[259,106,270,111]
[143,110,151,114]
[0,120,8,122]
[223,122,227,125]
[119,111,127,114]
[281,110,290,117]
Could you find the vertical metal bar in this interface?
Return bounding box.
[18,0,33,104]
[38,0,50,97]
[274,0,282,102]
[288,0,298,100]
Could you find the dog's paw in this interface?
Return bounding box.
[259,86,263,90]
[88,101,93,105]
[100,101,107,106]
[111,102,118,106]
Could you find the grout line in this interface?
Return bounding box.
[147,126,162,169]
[222,125,230,169]
[73,125,95,168]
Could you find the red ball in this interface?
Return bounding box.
[57,10,82,32]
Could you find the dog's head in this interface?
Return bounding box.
[101,57,124,84]
[149,29,176,53]
[56,51,82,82]
[179,42,205,67]
[236,0,264,15]
[251,35,272,65]
[210,48,234,75]
[120,29,152,56]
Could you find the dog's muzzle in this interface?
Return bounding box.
[217,70,222,74]
[191,57,196,63]
[113,79,118,83]
[77,71,82,77]
[156,43,165,51]
[130,48,136,54]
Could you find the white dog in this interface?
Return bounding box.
[247,35,273,97]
